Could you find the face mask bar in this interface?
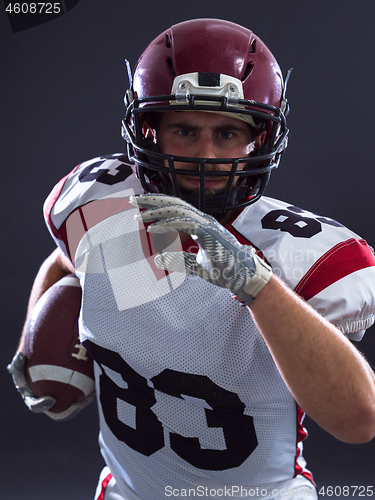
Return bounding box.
[122,94,288,216]
[133,151,278,215]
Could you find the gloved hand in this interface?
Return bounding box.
[7,352,95,421]
[7,351,56,412]
[130,194,272,305]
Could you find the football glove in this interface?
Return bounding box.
[130,194,272,305]
[7,351,94,421]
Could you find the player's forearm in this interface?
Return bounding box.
[249,275,375,443]
[17,248,74,353]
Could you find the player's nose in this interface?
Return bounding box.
[193,137,218,159]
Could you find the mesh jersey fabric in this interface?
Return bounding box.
[44,154,375,500]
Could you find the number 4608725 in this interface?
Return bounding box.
[5,3,61,14]
[318,486,373,497]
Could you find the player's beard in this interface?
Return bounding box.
[182,185,220,197]
[174,165,234,197]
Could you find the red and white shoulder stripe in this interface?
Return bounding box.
[232,197,375,339]
[43,154,143,260]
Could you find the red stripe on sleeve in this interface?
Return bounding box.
[44,164,82,239]
[294,238,375,301]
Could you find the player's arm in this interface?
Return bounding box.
[249,274,375,444]
[8,248,92,421]
[133,194,375,444]
[17,247,75,353]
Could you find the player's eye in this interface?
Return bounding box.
[218,131,234,140]
[177,129,193,137]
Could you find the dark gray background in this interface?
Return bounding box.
[1,1,375,499]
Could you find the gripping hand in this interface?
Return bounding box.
[7,352,94,421]
[130,194,272,305]
[7,352,56,412]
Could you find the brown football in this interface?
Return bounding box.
[24,274,95,414]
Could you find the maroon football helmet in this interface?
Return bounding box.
[122,18,290,217]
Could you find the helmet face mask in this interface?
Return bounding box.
[121,19,290,218]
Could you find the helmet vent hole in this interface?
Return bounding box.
[241,62,254,81]
[249,39,256,53]
[165,33,172,48]
[166,57,176,77]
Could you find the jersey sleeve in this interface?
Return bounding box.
[232,197,375,340]
[43,153,144,262]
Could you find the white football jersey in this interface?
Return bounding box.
[44,154,375,500]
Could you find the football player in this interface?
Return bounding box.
[9,19,375,500]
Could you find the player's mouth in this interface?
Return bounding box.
[175,176,228,197]
[185,177,224,188]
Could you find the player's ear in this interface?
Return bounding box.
[254,128,267,150]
